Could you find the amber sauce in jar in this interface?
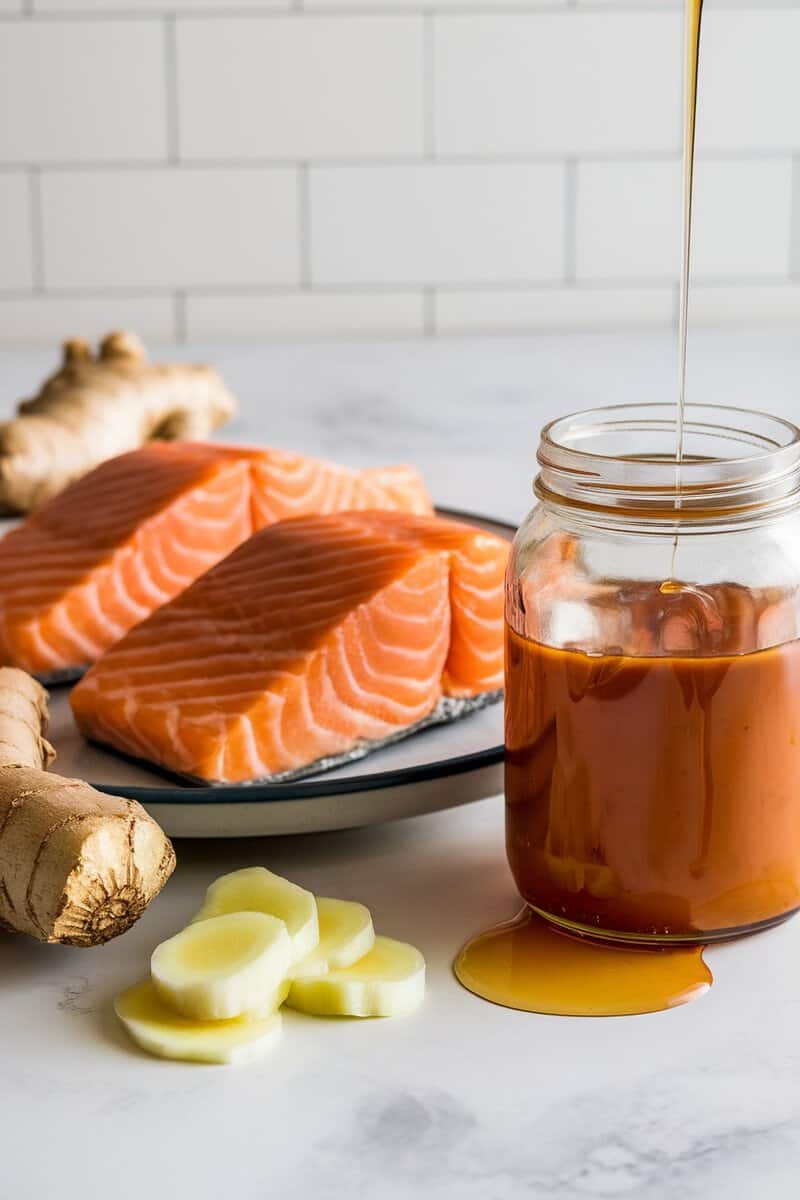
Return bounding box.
[506,606,800,942]
[456,542,800,1016]
[455,582,800,1019]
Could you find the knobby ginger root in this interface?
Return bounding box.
[0,667,55,771]
[0,667,175,946]
[0,331,236,512]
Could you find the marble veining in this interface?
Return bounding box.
[57,976,95,1015]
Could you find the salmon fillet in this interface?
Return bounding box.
[70,511,509,784]
[250,456,431,526]
[0,442,431,681]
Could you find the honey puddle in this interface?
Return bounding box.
[454,909,712,1018]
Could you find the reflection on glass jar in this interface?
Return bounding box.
[505,404,800,944]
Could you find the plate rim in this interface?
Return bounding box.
[106,741,505,804]
[83,505,514,806]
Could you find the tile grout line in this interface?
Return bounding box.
[423,11,435,161]
[6,150,798,174]
[298,163,312,288]
[164,14,180,164]
[563,158,577,284]
[423,287,436,336]
[3,3,800,20]
[1,279,795,306]
[790,154,800,281]
[28,167,45,292]
[174,290,187,343]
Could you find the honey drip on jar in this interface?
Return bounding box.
[455,2,718,1018]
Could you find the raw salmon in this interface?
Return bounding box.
[250,457,431,527]
[70,511,509,784]
[0,442,431,681]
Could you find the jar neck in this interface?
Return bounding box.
[536,404,800,525]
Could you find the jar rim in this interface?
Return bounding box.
[536,403,800,519]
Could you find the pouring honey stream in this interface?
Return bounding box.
[454,1,800,1016]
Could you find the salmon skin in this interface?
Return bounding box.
[71,511,509,785]
[98,692,502,788]
[0,442,431,682]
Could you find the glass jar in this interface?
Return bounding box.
[506,403,800,945]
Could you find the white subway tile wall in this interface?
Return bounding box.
[311,163,566,285]
[41,168,300,288]
[0,21,167,162]
[434,12,682,156]
[177,18,424,160]
[0,173,33,290]
[434,286,676,334]
[576,159,794,280]
[0,296,176,343]
[185,292,425,341]
[0,1,799,344]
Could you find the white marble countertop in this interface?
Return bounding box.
[3,331,800,1200]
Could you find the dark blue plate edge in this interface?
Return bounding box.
[102,742,505,805]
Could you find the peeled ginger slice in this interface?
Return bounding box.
[254,978,291,1016]
[292,897,375,981]
[193,867,318,963]
[115,980,282,1066]
[288,935,425,1018]
[152,911,291,1020]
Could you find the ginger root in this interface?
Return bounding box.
[0,667,55,771]
[0,331,236,512]
[0,667,175,946]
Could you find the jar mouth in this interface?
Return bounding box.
[537,403,800,517]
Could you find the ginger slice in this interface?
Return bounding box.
[0,666,175,946]
[0,331,236,512]
[192,867,319,964]
[292,897,375,981]
[113,870,426,1066]
[115,980,283,1066]
[288,936,426,1018]
[151,911,292,1020]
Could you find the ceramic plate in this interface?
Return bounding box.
[32,508,512,837]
